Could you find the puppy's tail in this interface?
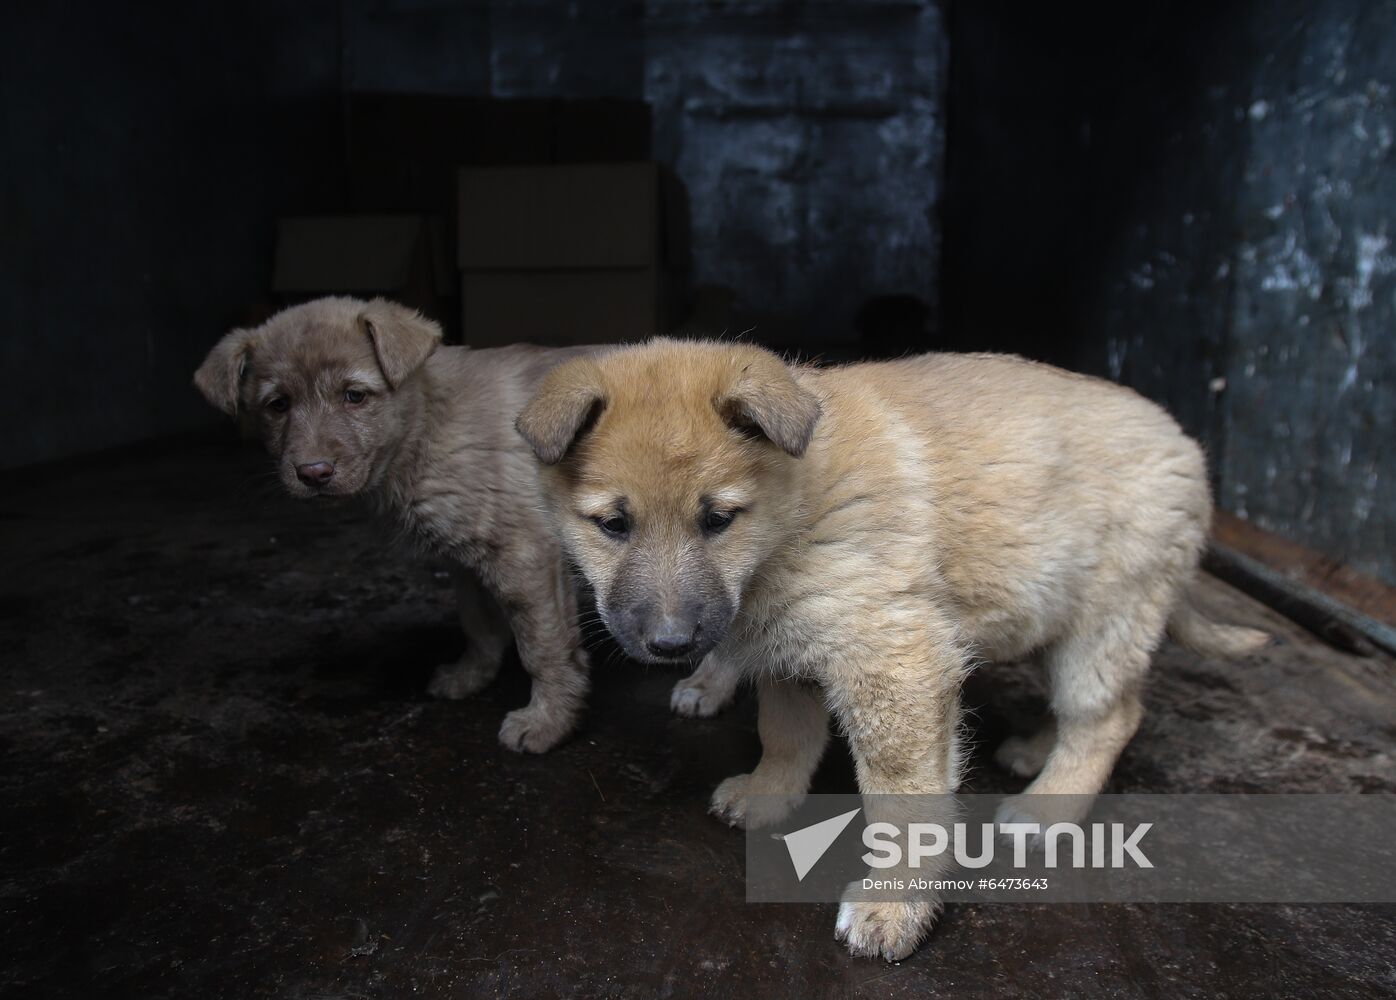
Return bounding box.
[1167,596,1271,657]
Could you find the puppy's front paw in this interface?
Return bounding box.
[993,734,1049,778]
[427,647,503,701]
[993,793,1090,848]
[669,654,740,718]
[498,702,576,754]
[835,897,938,962]
[708,773,804,830]
[669,674,733,718]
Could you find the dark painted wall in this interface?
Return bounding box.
[0,2,344,469]
[3,0,945,469]
[946,0,1396,584]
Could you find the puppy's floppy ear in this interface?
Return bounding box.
[194,327,256,416]
[516,359,607,465]
[360,298,442,389]
[715,352,822,457]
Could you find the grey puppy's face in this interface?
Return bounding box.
[194,297,441,499]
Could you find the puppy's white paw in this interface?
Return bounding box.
[427,647,503,701]
[498,702,576,754]
[993,796,1045,849]
[669,656,740,718]
[993,794,1089,847]
[708,773,804,830]
[669,677,731,718]
[834,896,938,962]
[709,774,753,827]
[993,734,1048,778]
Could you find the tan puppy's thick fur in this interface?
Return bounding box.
[517,338,1267,959]
[194,298,735,753]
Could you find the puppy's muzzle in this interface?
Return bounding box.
[646,615,701,659]
[295,461,336,488]
[611,597,731,664]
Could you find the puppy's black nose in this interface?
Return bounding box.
[646,628,697,658]
[295,461,335,487]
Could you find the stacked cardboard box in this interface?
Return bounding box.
[271,215,452,324]
[265,99,683,347]
[457,163,687,346]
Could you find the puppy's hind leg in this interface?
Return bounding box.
[995,605,1162,829]
[670,651,742,718]
[427,568,510,700]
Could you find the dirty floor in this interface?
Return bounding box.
[2,440,1394,999]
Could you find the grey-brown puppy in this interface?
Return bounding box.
[194,298,736,752]
[517,338,1267,957]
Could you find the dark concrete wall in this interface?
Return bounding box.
[946,1,1396,584]
[1,1,344,469]
[645,2,945,347]
[4,0,945,469]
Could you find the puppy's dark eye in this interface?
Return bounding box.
[266,397,289,414]
[594,514,630,539]
[703,509,738,535]
[344,388,368,405]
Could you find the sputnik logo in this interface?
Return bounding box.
[780,808,862,881]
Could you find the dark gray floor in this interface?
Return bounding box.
[2,440,1394,999]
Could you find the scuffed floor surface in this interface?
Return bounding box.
[2,440,1394,999]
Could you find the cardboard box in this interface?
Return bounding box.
[457,163,687,346]
[272,215,453,332]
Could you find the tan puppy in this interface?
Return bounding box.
[516,338,1266,958]
[194,298,735,752]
